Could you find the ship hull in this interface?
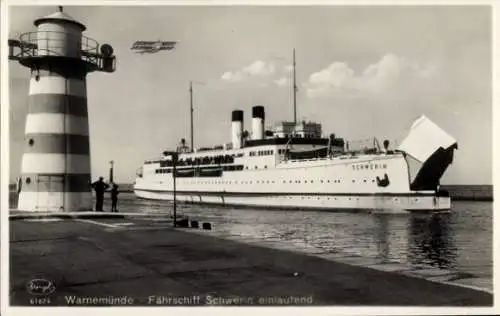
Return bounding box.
[133,188,451,213]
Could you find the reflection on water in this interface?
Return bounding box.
[408,213,457,269]
[370,213,458,269]
[372,214,391,262]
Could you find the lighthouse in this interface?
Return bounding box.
[8,7,116,212]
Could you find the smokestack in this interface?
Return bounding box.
[231,110,244,149]
[252,105,265,140]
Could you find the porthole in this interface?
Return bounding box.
[26,177,31,184]
[28,139,34,146]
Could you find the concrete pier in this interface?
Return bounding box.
[10,216,492,306]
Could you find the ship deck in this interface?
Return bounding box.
[10,213,493,307]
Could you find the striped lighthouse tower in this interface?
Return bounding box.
[9,7,115,212]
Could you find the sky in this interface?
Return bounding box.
[7,4,492,185]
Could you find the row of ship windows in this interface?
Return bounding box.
[249,150,274,157]
[353,164,387,170]
[166,179,379,185]
[154,165,245,174]
[248,149,289,157]
[155,163,387,173]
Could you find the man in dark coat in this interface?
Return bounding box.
[91,177,109,212]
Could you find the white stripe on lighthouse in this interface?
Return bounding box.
[25,113,89,135]
[29,77,87,98]
[17,192,93,212]
[21,154,90,174]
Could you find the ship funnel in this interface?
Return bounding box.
[231,110,244,149]
[252,105,265,140]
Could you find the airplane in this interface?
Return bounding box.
[130,40,178,54]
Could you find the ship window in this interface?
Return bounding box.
[327,180,330,183]
[264,165,267,169]
[311,180,314,183]
[289,180,292,183]
[305,180,308,183]
[375,165,378,169]
[254,166,258,169]
[320,180,324,183]
[383,164,387,169]
[267,181,270,184]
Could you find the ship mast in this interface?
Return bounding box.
[292,48,297,125]
[189,81,194,152]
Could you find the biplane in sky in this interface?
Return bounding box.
[130,40,178,54]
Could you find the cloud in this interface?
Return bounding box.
[274,76,288,86]
[304,53,438,99]
[221,60,276,82]
[221,71,244,82]
[242,60,275,76]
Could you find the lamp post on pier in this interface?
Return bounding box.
[109,160,114,184]
[163,151,178,227]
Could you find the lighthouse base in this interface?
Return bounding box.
[17,191,93,212]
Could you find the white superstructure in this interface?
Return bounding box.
[134,106,458,213]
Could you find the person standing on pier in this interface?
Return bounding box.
[91,177,109,212]
[111,183,119,212]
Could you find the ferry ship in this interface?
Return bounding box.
[133,103,458,212]
[133,52,458,213]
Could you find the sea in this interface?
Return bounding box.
[9,188,493,291]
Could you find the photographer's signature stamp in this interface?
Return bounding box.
[26,278,55,305]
